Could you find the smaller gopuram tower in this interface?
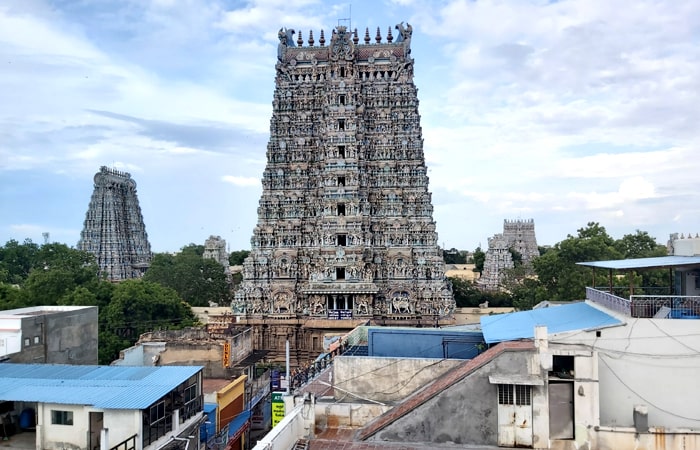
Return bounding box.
[78,166,152,281]
[479,219,539,290]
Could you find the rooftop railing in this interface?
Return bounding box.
[586,287,700,319]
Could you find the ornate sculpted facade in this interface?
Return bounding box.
[233,24,454,362]
[479,219,539,290]
[203,235,229,267]
[78,166,152,281]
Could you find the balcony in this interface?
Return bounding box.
[586,287,700,318]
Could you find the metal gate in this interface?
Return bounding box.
[497,384,533,447]
[549,382,574,439]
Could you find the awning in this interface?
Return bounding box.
[227,409,251,442]
[488,375,544,386]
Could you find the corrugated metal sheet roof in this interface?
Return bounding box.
[576,255,700,270]
[480,302,622,343]
[0,364,202,410]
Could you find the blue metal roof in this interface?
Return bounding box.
[480,302,621,344]
[0,364,203,409]
[577,256,700,270]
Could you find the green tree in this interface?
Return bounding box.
[472,247,486,275]
[448,277,512,308]
[0,239,40,284]
[444,248,467,264]
[99,279,197,364]
[144,249,230,307]
[533,222,621,301]
[614,230,667,259]
[229,250,250,266]
[0,283,26,310]
[22,244,100,306]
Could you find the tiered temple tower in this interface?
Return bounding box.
[78,166,152,281]
[203,235,230,267]
[479,219,539,290]
[232,24,455,362]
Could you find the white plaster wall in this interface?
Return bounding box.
[38,403,89,449]
[0,317,21,356]
[252,403,313,450]
[104,409,140,448]
[114,344,145,365]
[684,272,700,296]
[552,308,700,429]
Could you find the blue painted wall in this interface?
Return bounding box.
[367,328,484,359]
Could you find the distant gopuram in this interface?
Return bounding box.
[479,219,539,290]
[78,166,152,281]
[233,24,455,362]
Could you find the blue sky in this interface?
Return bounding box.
[2,0,699,253]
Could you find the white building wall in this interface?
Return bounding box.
[552,306,700,430]
[38,403,89,449]
[104,409,141,448]
[0,317,21,356]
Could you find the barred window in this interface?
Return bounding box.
[498,384,513,405]
[498,384,531,406]
[516,385,531,406]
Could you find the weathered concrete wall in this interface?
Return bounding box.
[592,426,700,450]
[314,400,391,431]
[333,356,462,403]
[8,307,98,365]
[45,307,99,364]
[159,342,231,378]
[366,350,537,446]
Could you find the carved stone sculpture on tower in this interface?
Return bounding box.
[233,23,455,361]
[78,166,152,281]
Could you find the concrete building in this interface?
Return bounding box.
[232,23,455,364]
[253,284,700,450]
[0,364,203,449]
[77,166,152,281]
[114,325,271,449]
[0,305,98,365]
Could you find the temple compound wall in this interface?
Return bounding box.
[479,219,539,291]
[77,166,152,281]
[232,23,455,364]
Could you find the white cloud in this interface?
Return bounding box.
[222,175,260,187]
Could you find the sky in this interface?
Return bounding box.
[1,0,700,253]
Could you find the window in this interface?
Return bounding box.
[24,338,30,347]
[337,235,347,246]
[498,385,531,406]
[337,203,345,215]
[51,410,73,425]
[336,268,345,280]
[339,94,346,105]
[338,119,345,131]
[338,145,345,158]
[337,176,345,186]
[340,67,346,77]
[34,336,40,344]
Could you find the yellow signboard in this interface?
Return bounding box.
[223,341,230,367]
[271,392,285,427]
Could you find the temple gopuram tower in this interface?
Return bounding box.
[78,166,152,281]
[233,24,454,362]
[479,219,539,290]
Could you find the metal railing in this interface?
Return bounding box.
[587,287,700,319]
[110,434,136,450]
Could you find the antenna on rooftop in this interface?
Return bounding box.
[42,232,49,245]
[337,3,351,30]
